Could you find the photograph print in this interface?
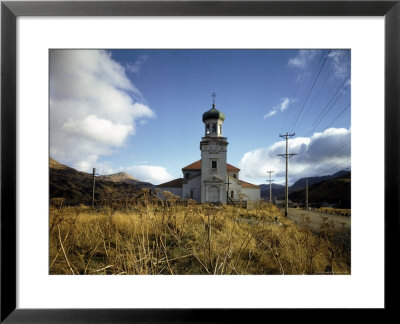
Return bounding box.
[49,49,351,275]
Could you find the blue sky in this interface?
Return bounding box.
[50,49,351,185]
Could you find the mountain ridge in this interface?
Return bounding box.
[260,170,351,204]
[50,157,154,205]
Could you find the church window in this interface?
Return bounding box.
[185,173,190,179]
[190,190,194,198]
[206,124,211,135]
[212,161,217,169]
[233,173,237,179]
[231,190,234,198]
[212,124,217,133]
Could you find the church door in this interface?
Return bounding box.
[208,186,220,203]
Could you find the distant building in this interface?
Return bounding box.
[157,100,260,204]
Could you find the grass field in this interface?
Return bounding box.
[49,200,351,275]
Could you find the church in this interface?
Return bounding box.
[157,100,260,204]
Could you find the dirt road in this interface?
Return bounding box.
[283,208,351,232]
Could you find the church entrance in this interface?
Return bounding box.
[208,186,220,203]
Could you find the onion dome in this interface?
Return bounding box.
[202,104,226,122]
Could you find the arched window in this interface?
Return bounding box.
[206,124,211,135]
[231,190,234,198]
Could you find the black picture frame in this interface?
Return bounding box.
[1,0,399,322]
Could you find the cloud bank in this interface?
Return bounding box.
[50,50,155,172]
[125,165,174,185]
[239,128,351,184]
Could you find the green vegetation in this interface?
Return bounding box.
[49,200,350,275]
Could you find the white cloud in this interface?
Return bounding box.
[328,50,350,79]
[125,165,174,185]
[89,163,173,185]
[63,115,133,146]
[126,55,149,75]
[278,97,296,111]
[50,50,155,171]
[264,110,277,119]
[264,97,296,119]
[239,128,351,184]
[288,50,317,68]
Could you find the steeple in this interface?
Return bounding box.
[202,93,225,137]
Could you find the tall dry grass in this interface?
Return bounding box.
[49,202,350,275]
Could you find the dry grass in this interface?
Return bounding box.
[49,202,350,275]
[315,207,351,217]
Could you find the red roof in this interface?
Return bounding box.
[182,159,240,172]
[240,180,260,188]
[157,178,183,188]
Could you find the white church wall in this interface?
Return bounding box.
[182,170,201,179]
[227,177,242,201]
[182,175,201,202]
[242,187,261,201]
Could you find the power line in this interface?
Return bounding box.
[279,50,312,134]
[304,77,350,137]
[289,50,331,133]
[318,158,351,177]
[295,62,335,131]
[322,103,351,131]
[283,51,325,133]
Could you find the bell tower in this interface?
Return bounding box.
[200,94,228,204]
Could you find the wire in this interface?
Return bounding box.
[322,103,351,131]
[289,50,331,133]
[279,50,311,134]
[295,63,335,130]
[304,77,350,138]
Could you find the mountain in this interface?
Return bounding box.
[260,183,285,201]
[259,170,351,203]
[50,158,154,205]
[97,172,138,183]
[290,170,350,191]
[97,171,153,189]
[289,171,351,208]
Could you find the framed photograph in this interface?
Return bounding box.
[1,0,399,321]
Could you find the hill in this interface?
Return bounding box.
[50,158,154,205]
[97,172,138,183]
[289,172,351,208]
[260,183,285,201]
[290,170,349,191]
[260,170,351,206]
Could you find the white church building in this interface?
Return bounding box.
[157,101,260,204]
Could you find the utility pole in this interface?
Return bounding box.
[278,133,297,217]
[92,168,96,207]
[225,171,232,205]
[305,178,309,210]
[266,170,274,204]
